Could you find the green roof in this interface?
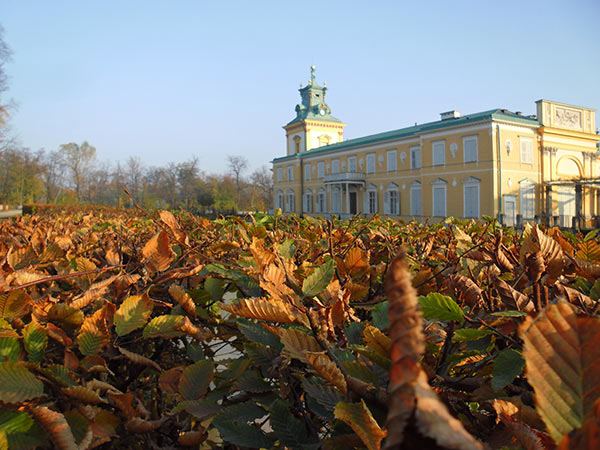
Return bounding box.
[273,109,539,163]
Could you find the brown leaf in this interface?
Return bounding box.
[125,416,167,433]
[446,274,482,306]
[279,328,322,363]
[250,237,276,272]
[221,298,301,325]
[335,400,387,450]
[142,230,174,272]
[30,406,78,450]
[306,351,347,394]
[62,386,108,404]
[493,277,534,312]
[362,325,392,357]
[118,346,162,371]
[344,247,370,277]
[521,224,565,279]
[169,284,197,318]
[383,253,425,448]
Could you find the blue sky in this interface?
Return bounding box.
[2,0,599,174]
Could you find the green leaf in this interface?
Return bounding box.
[371,301,389,330]
[302,377,343,411]
[345,322,364,345]
[302,259,335,297]
[491,310,528,318]
[492,349,525,391]
[204,277,226,302]
[170,399,221,419]
[114,294,154,336]
[589,280,600,301]
[23,322,48,363]
[0,410,33,435]
[0,363,44,403]
[235,371,272,393]
[178,360,213,400]
[143,315,185,339]
[0,431,6,450]
[452,328,491,342]
[271,399,317,450]
[0,337,19,362]
[584,229,598,241]
[418,293,464,321]
[279,239,296,259]
[204,264,262,297]
[237,318,282,350]
[186,343,205,362]
[212,403,274,449]
[42,364,77,387]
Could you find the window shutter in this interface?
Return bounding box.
[383,191,390,214]
[464,138,477,163]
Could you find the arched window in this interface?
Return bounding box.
[276,190,284,210]
[410,181,422,216]
[463,176,480,218]
[331,187,342,213]
[316,188,327,213]
[384,183,399,215]
[520,179,535,219]
[303,189,313,213]
[285,189,295,213]
[364,184,378,214]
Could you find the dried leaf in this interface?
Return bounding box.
[306,351,347,394]
[168,284,197,318]
[520,300,600,442]
[142,230,174,272]
[334,400,386,450]
[30,406,78,450]
[118,347,162,371]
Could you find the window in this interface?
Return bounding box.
[410,146,421,169]
[316,188,326,213]
[348,156,357,173]
[366,153,375,174]
[384,183,399,215]
[295,141,300,154]
[303,189,313,213]
[318,161,324,178]
[387,150,397,172]
[277,167,282,182]
[332,159,340,174]
[520,180,535,219]
[520,137,533,164]
[364,184,378,214]
[331,187,342,213]
[276,190,284,210]
[463,136,478,163]
[463,177,480,218]
[293,136,301,154]
[410,182,422,216]
[287,166,293,181]
[433,141,445,166]
[304,164,310,180]
[432,179,447,217]
[285,189,295,212]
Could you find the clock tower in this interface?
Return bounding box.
[283,66,346,156]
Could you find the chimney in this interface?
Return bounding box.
[515,111,522,116]
[440,110,461,120]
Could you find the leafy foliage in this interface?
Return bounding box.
[1,208,600,448]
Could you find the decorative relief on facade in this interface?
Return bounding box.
[554,107,582,129]
[378,155,384,166]
[449,143,458,158]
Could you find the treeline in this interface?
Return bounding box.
[0,141,273,214]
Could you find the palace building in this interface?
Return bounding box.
[272,67,600,228]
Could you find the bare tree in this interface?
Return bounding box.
[250,165,273,211]
[0,25,11,126]
[59,141,97,202]
[226,155,248,209]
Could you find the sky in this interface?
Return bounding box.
[2,0,599,175]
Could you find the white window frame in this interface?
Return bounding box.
[303,189,313,213]
[463,177,480,218]
[316,188,326,213]
[287,166,293,181]
[318,161,324,179]
[432,179,447,217]
[410,182,422,216]
[410,146,421,170]
[387,150,397,172]
[277,167,282,182]
[348,156,357,173]
[304,164,310,181]
[276,190,284,210]
[463,135,478,164]
[520,180,535,219]
[520,137,533,164]
[366,153,375,174]
[364,184,378,214]
[285,189,295,212]
[331,159,340,174]
[433,141,445,166]
[384,183,399,215]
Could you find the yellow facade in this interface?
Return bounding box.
[273,70,600,228]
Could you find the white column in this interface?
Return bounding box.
[345,183,350,214]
